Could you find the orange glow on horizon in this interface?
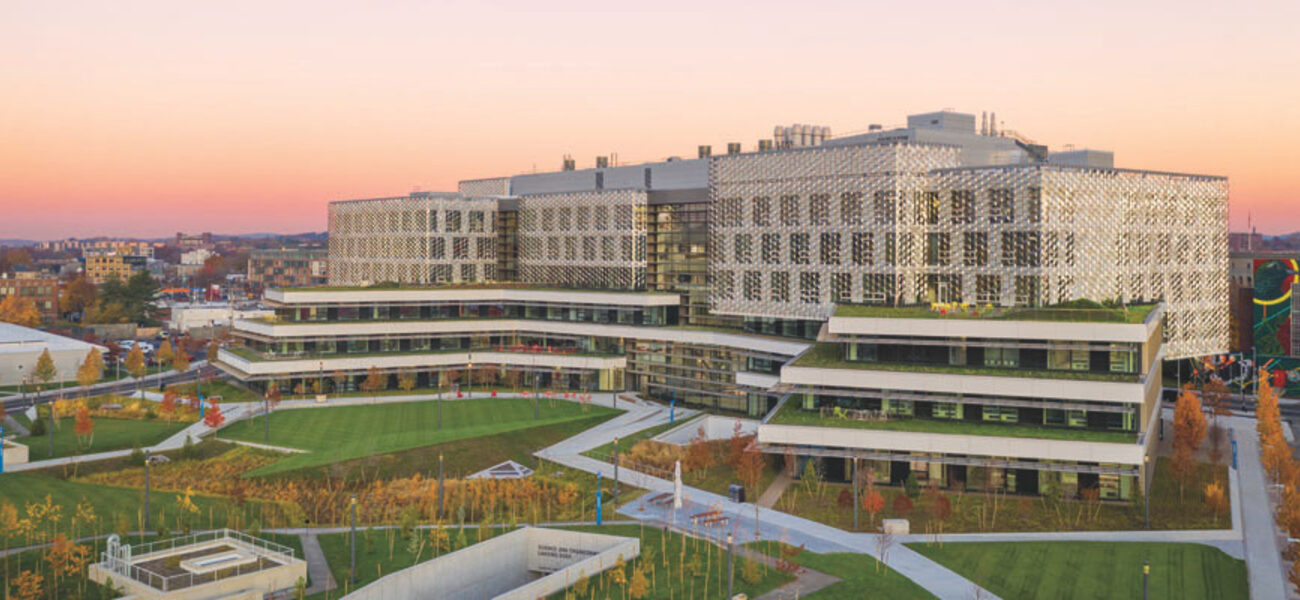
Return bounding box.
[2,1,1297,239]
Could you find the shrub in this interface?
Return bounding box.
[29,418,46,436]
[129,444,145,466]
[892,494,913,517]
[836,488,853,509]
[181,437,198,460]
[904,472,920,498]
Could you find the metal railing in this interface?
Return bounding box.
[99,529,295,592]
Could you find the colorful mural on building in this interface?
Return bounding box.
[1253,258,1300,395]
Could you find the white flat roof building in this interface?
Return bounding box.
[0,323,107,386]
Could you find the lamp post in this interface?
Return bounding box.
[437,453,445,519]
[350,495,358,585]
[727,533,735,600]
[1143,561,1149,600]
[467,359,474,398]
[596,471,603,526]
[613,437,620,507]
[1144,455,1151,529]
[144,448,151,534]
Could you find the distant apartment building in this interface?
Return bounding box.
[82,240,155,259]
[175,231,213,250]
[84,254,147,284]
[219,109,1229,502]
[247,249,328,290]
[0,270,59,323]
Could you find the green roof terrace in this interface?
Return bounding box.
[833,300,1156,325]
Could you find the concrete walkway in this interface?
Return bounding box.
[756,471,793,508]
[1225,414,1290,600]
[299,532,337,597]
[535,397,1002,600]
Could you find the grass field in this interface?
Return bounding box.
[581,419,685,462]
[221,397,620,476]
[292,412,619,481]
[747,541,937,599]
[15,416,188,459]
[907,541,1248,600]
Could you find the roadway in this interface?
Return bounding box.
[1,361,212,415]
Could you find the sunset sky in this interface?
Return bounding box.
[2,0,1297,239]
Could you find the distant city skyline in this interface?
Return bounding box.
[2,0,1297,239]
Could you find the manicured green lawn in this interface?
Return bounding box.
[16,416,189,459]
[768,402,1137,444]
[907,541,1247,600]
[290,412,618,481]
[747,541,936,599]
[222,397,620,476]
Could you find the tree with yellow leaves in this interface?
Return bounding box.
[11,569,42,600]
[1171,385,1207,500]
[0,296,41,327]
[125,345,146,395]
[1203,481,1228,517]
[76,348,104,399]
[156,340,174,371]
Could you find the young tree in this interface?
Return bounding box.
[1171,443,1197,501]
[160,392,178,422]
[397,370,417,393]
[33,348,57,391]
[172,347,190,375]
[73,406,94,450]
[737,446,767,499]
[156,341,174,372]
[331,370,347,393]
[1171,385,1208,500]
[1203,481,1228,517]
[1201,378,1232,422]
[0,296,41,327]
[76,349,103,398]
[125,345,146,392]
[206,341,220,363]
[892,494,913,518]
[203,402,225,429]
[362,367,386,393]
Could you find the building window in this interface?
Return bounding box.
[809,194,830,225]
[925,233,950,266]
[771,271,790,302]
[427,211,438,231]
[1001,231,1041,267]
[583,237,597,261]
[863,273,895,303]
[963,232,988,266]
[753,196,771,226]
[1015,275,1040,305]
[429,238,446,259]
[841,192,864,225]
[761,233,781,264]
[874,191,896,224]
[976,275,1001,304]
[852,232,873,265]
[601,237,617,261]
[594,206,609,230]
[743,271,762,301]
[469,211,486,232]
[1110,351,1136,373]
[1027,186,1042,223]
[799,272,820,304]
[779,195,800,226]
[934,402,962,420]
[922,192,940,225]
[476,237,494,259]
[831,273,851,302]
[984,347,1019,367]
[790,233,810,265]
[951,190,975,224]
[989,188,1014,223]
[565,237,578,260]
[716,270,735,300]
[982,405,1019,423]
[446,210,462,232]
[820,232,841,265]
[735,233,753,264]
[884,233,897,266]
[1049,349,1090,371]
[460,263,477,281]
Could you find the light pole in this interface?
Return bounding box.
[613,436,620,507]
[727,533,735,600]
[1143,561,1149,600]
[143,448,151,534]
[1144,455,1151,529]
[350,495,358,585]
[596,471,602,526]
[438,453,445,519]
[467,359,474,398]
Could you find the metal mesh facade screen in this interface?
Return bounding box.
[328,194,500,286]
[709,143,1228,358]
[516,189,649,290]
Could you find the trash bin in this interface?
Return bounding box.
[728,484,746,503]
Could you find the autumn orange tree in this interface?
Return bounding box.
[361,366,386,393]
[75,348,104,399]
[160,392,178,421]
[124,345,146,394]
[1171,385,1207,500]
[0,296,41,327]
[736,445,766,498]
[204,402,225,429]
[73,406,94,450]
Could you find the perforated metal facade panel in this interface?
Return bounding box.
[328,195,500,285]
[516,189,649,290]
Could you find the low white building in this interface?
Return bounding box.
[169,304,273,334]
[0,323,107,386]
